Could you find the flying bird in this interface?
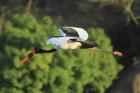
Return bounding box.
[20,27,123,63]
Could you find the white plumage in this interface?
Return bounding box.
[59,27,88,41]
[46,27,88,49]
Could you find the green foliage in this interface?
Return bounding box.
[46,28,123,93]
[0,14,123,93]
[0,14,58,93]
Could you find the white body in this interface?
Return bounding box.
[46,27,88,49]
[46,37,81,49]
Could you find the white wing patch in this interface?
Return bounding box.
[59,27,88,41]
[72,27,88,41]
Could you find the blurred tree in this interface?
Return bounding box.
[0,13,123,93]
[23,0,33,15]
[133,74,140,93]
[0,14,58,93]
[0,0,32,35]
[85,0,139,24]
[46,27,123,93]
[0,0,27,15]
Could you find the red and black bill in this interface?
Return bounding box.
[20,49,36,63]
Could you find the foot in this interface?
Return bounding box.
[112,51,123,57]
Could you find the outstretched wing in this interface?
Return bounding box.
[59,27,88,41]
[59,27,79,37]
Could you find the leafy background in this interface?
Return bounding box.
[0,0,140,93]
